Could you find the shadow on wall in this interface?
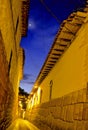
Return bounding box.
[0,31,15,129]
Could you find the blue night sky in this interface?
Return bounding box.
[20,0,85,93]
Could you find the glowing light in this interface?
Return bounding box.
[30,92,33,95]
[38,87,41,95]
[19,101,22,108]
[28,19,36,29]
[29,23,32,27]
[34,85,38,88]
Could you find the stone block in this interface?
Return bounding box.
[71,91,78,104]
[76,121,85,130]
[54,97,63,107]
[66,105,74,122]
[45,97,62,108]
[52,106,61,119]
[48,99,56,107]
[77,88,86,103]
[66,123,75,130]
[73,103,83,121]
[86,85,88,102]
[82,103,88,120]
[63,93,72,106]
[52,119,74,130]
[84,121,88,130]
[38,108,50,117]
[60,106,67,121]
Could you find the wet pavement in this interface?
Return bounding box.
[7,118,39,130]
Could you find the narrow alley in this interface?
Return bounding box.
[7,119,39,130]
[1,0,88,130]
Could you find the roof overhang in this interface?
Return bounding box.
[33,7,88,87]
[21,0,30,36]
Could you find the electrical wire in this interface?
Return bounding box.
[40,0,61,24]
[27,0,85,70]
[39,0,84,35]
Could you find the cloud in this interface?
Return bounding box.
[23,73,34,80]
[21,81,35,85]
[21,73,35,85]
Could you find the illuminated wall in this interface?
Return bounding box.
[0,0,26,129]
[40,22,88,103]
[27,6,88,107]
[25,2,88,130]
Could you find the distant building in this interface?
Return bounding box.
[18,87,29,117]
[26,1,88,129]
[0,0,29,129]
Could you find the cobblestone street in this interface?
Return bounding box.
[7,119,39,130]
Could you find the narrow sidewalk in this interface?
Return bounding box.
[7,118,39,130]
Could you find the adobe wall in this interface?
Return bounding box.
[39,20,88,103]
[25,87,88,130]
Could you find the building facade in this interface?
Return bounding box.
[0,0,29,129]
[25,1,88,130]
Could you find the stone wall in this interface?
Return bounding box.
[25,87,88,130]
[0,32,15,130]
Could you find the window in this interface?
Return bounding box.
[15,17,19,34]
[40,89,42,103]
[49,80,53,100]
[8,50,12,75]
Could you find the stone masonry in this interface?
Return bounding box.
[0,32,15,130]
[25,87,88,130]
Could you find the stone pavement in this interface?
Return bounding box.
[6,118,40,130]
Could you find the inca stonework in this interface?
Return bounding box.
[26,88,88,130]
[25,1,88,129]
